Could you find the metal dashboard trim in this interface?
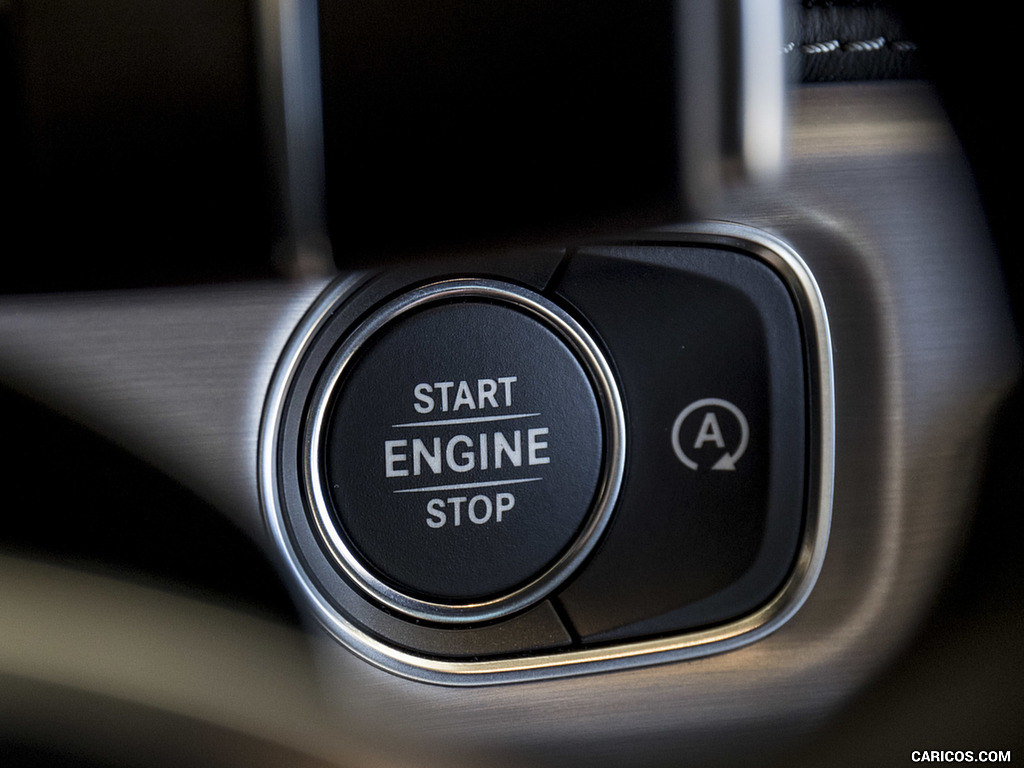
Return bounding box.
[259,222,834,685]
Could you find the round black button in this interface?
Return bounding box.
[306,280,621,621]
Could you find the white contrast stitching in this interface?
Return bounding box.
[842,36,886,52]
[783,37,918,55]
[802,39,841,54]
[889,40,919,52]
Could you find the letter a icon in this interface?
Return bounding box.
[694,412,725,449]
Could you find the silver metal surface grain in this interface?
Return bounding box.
[0,279,330,539]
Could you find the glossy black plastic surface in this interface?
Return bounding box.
[553,245,806,641]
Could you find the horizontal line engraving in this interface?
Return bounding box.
[392,477,543,494]
[392,412,541,428]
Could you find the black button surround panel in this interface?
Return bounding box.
[552,243,810,640]
[260,225,834,685]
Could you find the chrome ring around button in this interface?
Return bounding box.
[302,279,625,624]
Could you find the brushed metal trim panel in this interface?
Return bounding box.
[0,279,331,538]
[298,82,1019,764]
[0,82,1018,767]
[258,224,833,684]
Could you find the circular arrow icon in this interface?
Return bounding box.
[671,398,749,471]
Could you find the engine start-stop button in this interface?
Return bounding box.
[304,279,624,623]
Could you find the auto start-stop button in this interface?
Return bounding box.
[304,279,624,623]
